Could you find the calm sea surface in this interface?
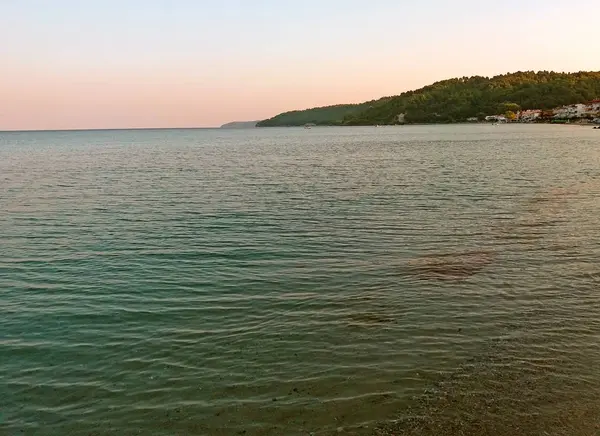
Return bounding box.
[2,125,600,435]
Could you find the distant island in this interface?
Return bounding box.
[220,121,258,129]
[256,71,600,126]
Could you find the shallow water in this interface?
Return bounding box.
[1,125,600,435]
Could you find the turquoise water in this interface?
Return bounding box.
[2,125,600,435]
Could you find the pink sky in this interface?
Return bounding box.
[2,65,410,130]
[2,0,599,130]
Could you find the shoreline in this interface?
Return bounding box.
[255,121,599,128]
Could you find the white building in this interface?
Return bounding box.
[554,103,589,119]
[517,110,541,122]
[485,115,507,122]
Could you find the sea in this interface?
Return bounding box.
[1,124,600,436]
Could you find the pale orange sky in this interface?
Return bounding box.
[1,0,599,130]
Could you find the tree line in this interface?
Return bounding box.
[256,71,600,126]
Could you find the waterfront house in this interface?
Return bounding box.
[485,115,507,122]
[553,104,588,119]
[517,109,541,122]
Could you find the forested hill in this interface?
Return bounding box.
[256,71,600,126]
[343,71,600,125]
[256,101,386,127]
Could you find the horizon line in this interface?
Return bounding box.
[0,126,224,133]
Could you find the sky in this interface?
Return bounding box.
[1,0,599,130]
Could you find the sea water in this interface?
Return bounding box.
[2,125,600,435]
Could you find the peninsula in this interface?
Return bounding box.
[220,121,258,129]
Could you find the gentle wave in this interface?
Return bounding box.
[2,125,600,435]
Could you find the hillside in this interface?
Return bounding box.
[256,101,386,127]
[344,71,600,125]
[257,71,600,126]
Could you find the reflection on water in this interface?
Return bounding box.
[406,182,582,283]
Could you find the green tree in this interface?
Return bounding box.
[499,102,521,114]
[257,71,600,126]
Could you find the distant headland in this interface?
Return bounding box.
[256,71,600,127]
[220,121,258,129]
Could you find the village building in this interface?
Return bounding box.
[517,110,541,122]
[553,104,588,119]
[485,115,507,122]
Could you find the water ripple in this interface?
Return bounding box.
[2,126,600,435]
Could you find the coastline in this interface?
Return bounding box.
[255,121,599,128]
